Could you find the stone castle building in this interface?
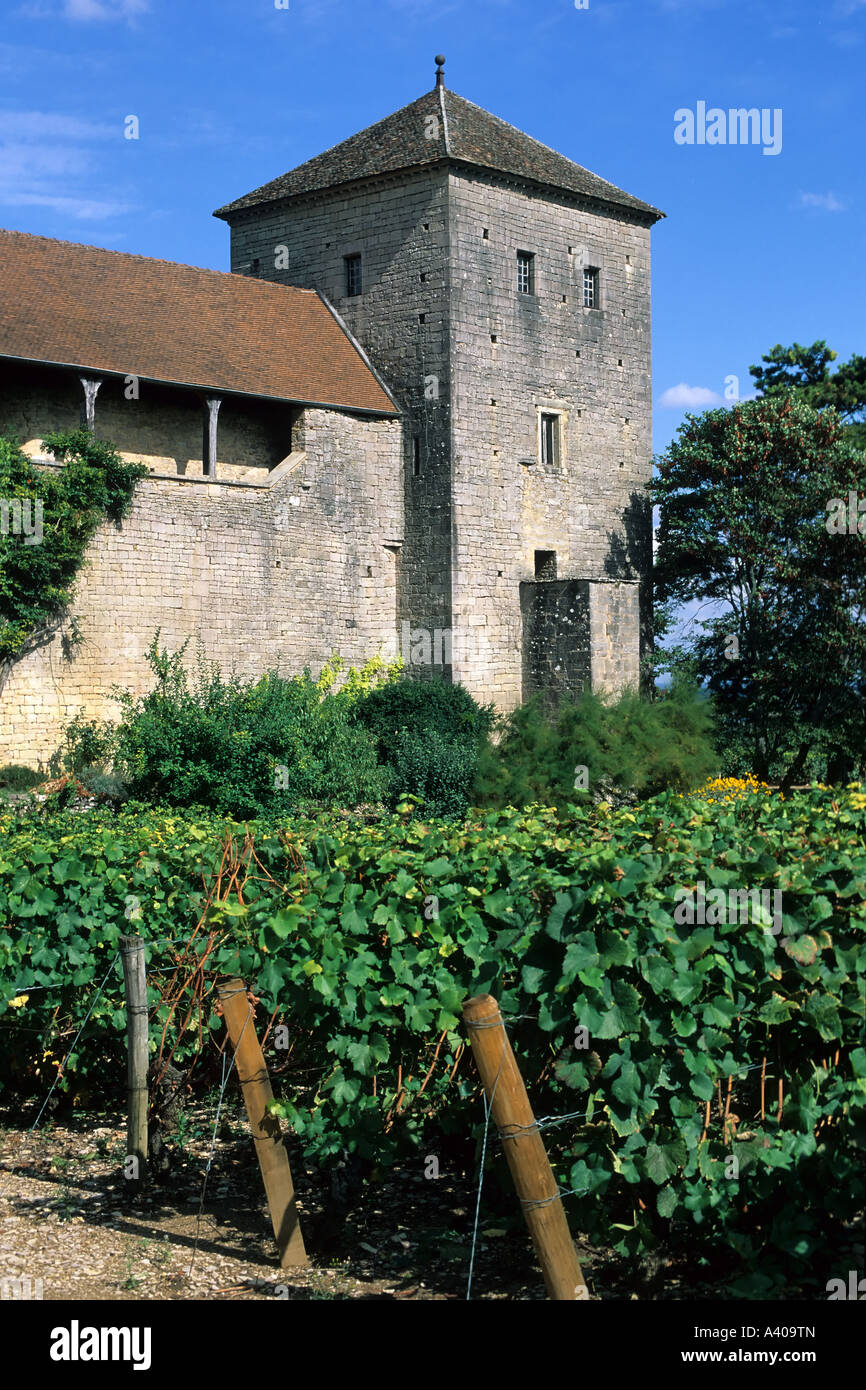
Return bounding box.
[0,57,663,765]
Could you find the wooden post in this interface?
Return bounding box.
[78,376,102,432]
[463,993,587,1300]
[119,935,148,1189]
[202,396,222,479]
[217,978,307,1267]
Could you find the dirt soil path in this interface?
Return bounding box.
[4,1105,850,1302]
[0,1105,563,1301]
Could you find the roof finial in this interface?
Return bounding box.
[435,53,446,88]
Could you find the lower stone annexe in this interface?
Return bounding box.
[0,407,403,767]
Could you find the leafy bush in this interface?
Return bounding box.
[106,636,387,816]
[78,767,129,802]
[474,681,717,810]
[355,676,495,751]
[386,728,478,817]
[354,676,495,816]
[0,784,863,1295]
[0,764,42,791]
[55,709,118,776]
[314,650,403,705]
[712,717,864,787]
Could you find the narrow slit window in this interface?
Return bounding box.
[345,253,362,297]
[540,412,561,467]
[583,267,599,308]
[517,250,535,295]
[412,437,421,477]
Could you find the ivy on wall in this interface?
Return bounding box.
[0,430,148,664]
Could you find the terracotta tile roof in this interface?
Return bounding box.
[0,229,399,415]
[215,86,664,223]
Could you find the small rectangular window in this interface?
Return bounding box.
[540,412,560,467]
[345,253,362,297]
[583,267,599,308]
[517,250,535,295]
[412,437,421,477]
[535,550,557,580]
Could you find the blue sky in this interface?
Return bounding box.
[0,0,862,464]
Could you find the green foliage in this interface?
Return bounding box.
[0,765,42,791]
[61,647,491,819]
[749,341,838,397]
[354,676,495,816]
[474,682,717,810]
[106,636,388,816]
[315,650,404,704]
[651,395,866,787]
[387,728,479,817]
[0,432,147,661]
[356,676,495,749]
[56,709,117,776]
[78,767,128,802]
[0,784,863,1294]
[750,340,866,454]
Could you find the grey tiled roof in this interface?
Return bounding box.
[214,87,664,222]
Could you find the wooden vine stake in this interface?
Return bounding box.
[463,993,587,1300]
[119,934,148,1190]
[217,978,307,1267]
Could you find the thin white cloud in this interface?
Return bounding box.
[0,39,106,77]
[0,111,116,141]
[0,106,132,221]
[658,383,724,410]
[16,0,147,20]
[64,0,148,19]
[797,191,847,212]
[7,191,132,218]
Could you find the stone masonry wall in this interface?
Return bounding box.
[448,169,653,709]
[0,407,402,766]
[227,166,454,673]
[588,580,641,694]
[519,579,591,704]
[230,162,654,712]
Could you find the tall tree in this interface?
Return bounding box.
[750,341,866,452]
[652,394,866,787]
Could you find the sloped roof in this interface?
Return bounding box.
[0,230,398,415]
[214,86,663,223]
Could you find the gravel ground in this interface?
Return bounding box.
[0,1105,555,1301]
[1,1105,859,1302]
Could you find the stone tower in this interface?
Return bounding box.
[214,57,664,709]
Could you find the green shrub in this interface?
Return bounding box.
[56,709,117,776]
[354,676,495,816]
[474,681,717,810]
[108,636,387,816]
[354,676,495,753]
[78,767,128,802]
[713,716,864,786]
[315,650,403,705]
[386,728,478,817]
[0,764,42,791]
